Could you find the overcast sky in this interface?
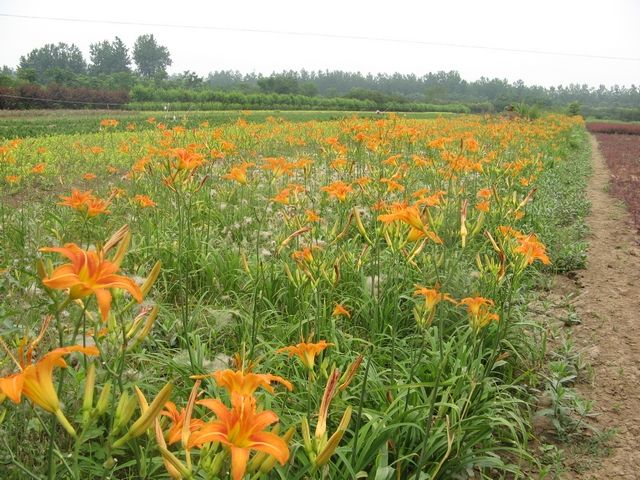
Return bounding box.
[1,0,639,87]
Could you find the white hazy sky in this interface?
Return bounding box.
[1,0,639,87]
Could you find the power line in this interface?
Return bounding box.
[1,12,639,62]
[0,93,126,106]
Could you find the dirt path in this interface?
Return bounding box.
[563,135,640,478]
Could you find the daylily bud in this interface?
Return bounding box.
[134,386,149,411]
[334,211,353,241]
[460,199,468,248]
[484,230,500,253]
[36,259,47,280]
[301,417,313,455]
[112,382,173,447]
[54,408,77,437]
[140,261,161,298]
[96,382,112,415]
[240,251,251,274]
[208,451,226,477]
[104,225,129,256]
[353,208,373,245]
[316,368,341,443]
[113,391,137,435]
[127,306,159,351]
[248,425,281,472]
[315,406,353,468]
[111,230,132,269]
[470,212,485,238]
[339,355,363,392]
[181,380,200,449]
[259,426,296,473]
[82,363,96,424]
[155,419,190,479]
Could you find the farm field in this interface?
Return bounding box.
[0,109,454,141]
[1,112,592,479]
[586,122,640,231]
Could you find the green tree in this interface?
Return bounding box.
[132,34,172,79]
[257,73,300,94]
[89,37,131,75]
[18,43,86,83]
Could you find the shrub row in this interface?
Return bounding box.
[0,84,130,109]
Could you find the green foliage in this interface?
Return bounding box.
[0,109,455,140]
[132,34,172,79]
[125,87,471,113]
[89,37,131,75]
[524,127,591,272]
[566,101,581,116]
[18,42,87,83]
[512,102,541,120]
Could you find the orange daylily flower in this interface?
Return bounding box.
[291,246,317,264]
[305,210,321,223]
[134,194,157,208]
[475,200,490,213]
[223,165,250,184]
[160,401,206,445]
[40,238,142,321]
[189,394,289,480]
[321,181,353,202]
[31,163,46,174]
[459,297,500,330]
[513,233,551,265]
[378,205,424,231]
[100,118,119,128]
[378,205,442,244]
[59,189,93,210]
[380,177,404,192]
[84,197,111,217]
[477,188,492,199]
[172,148,205,171]
[271,187,292,205]
[193,369,293,397]
[332,303,351,318]
[261,156,295,177]
[0,334,99,436]
[277,340,333,370]
[414,286,456,312]
[58,189,110,217]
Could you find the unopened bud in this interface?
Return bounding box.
[259,426,296,473]
[140,261,161,298]
[113,391,137,435]
[82,363,96,424]
[112,382,173,447]
[315,406,352,468]
[96,382,112,415]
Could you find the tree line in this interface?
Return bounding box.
[1,35,639,119]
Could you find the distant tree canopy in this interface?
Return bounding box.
[89,37,131,75]
[18,43,86,83]
[5,36,640,120]
[132,34,172,79]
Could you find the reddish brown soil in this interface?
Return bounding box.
[588,130,640,231]
[587,122,640,135]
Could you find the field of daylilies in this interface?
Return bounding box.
[0,112,587,479]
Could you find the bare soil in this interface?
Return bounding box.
[547,135,640,478]
[590,132,640,231]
